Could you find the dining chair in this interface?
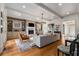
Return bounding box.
[57,39,77,56]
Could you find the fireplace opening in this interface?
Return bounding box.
[28,30,34,34]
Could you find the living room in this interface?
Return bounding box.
[0,3,79,56]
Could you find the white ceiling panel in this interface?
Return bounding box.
[5,3,57,21]
[5,3,79,21]
[43,3,78,17]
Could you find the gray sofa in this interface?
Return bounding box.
[33,34,60,47]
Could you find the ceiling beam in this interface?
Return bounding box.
[35,3,62,18]
[6,6,58,21]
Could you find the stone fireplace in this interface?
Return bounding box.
[27,22,35,35]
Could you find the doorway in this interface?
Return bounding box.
[63,20,75,40]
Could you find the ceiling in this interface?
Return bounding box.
[43,3,78,17]
[5,3,57,21]
[5,3,79,21]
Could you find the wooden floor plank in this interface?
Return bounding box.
[1,39,65,56]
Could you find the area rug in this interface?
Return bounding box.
[15,39,34,52]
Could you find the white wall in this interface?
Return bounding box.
[0,4,7,54]
[63,21,75,36]
[42,18,62,34]
[63,14,78,21]
[75,14,79,36]
[48,18,63,33]
[63,14,78,37]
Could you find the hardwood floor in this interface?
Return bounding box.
[1,39,65,56]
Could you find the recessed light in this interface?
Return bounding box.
[22,5,26,8]
[66,12,70,15]
[58,3,62,6]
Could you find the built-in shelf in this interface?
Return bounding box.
[7,17,26,32]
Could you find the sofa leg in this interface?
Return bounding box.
[57,49,59,56]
